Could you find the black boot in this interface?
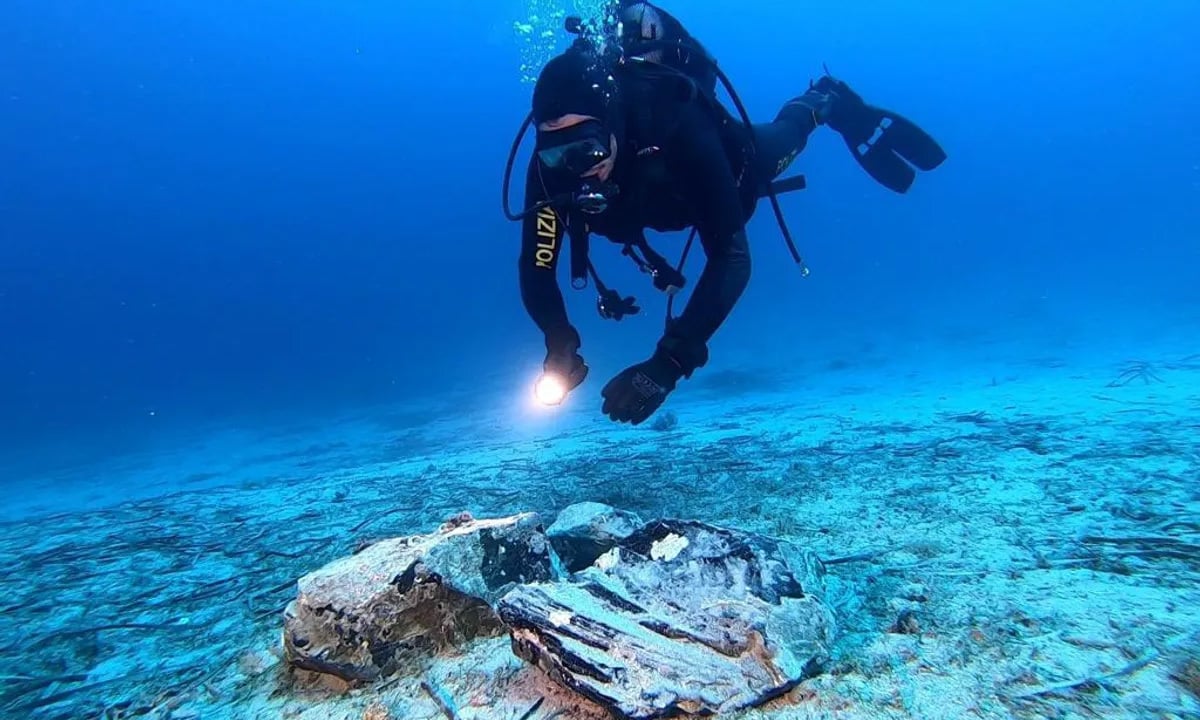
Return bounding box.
[774,86,836,135]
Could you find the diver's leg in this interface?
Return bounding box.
[749,92,829,182]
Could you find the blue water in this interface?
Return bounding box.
[3,3,1200,718]
[1,0,1197,496]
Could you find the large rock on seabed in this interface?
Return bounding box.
[498,518,837,719]
[282,512,562,681]
[546,501,645,573]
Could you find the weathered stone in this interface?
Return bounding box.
[498,518,836,719]
[547,502,644,573]
[283,512,563,682]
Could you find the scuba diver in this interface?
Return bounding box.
[503,1,946,426]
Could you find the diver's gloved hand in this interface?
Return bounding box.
[535,329,588,406]
[544,342,589,393]
[601,348,685,425]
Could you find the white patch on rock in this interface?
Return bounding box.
[650,533,688,562]
[549,610,573,627]
[595,547,620,571]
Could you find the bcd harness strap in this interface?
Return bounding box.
[571,177,806,328]
[568,175,807,330]
[564,52,809,329]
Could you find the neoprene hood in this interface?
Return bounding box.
[531,48,614,125]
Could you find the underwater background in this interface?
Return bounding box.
[1,0,1198,718]
[2,0,1196,501]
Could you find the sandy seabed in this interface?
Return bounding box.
[2,337,1198,720]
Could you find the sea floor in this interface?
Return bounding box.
[2,336,1199,720]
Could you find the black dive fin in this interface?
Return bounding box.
[843,106,947,194]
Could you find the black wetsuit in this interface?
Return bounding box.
[519,49,822,376]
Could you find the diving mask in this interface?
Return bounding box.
[536,119,611,176]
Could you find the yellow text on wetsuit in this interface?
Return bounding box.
[534,207,558,269]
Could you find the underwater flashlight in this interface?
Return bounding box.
[533,373,569,406]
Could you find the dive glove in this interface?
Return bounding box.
[536,328,588,406]
[601,348,684,425]
[544,346,588,393]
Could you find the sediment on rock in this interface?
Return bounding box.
[546,501,645,573]
[282,512,562,682]
[498,518,837,719]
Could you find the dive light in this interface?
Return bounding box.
[534,373,569,406]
